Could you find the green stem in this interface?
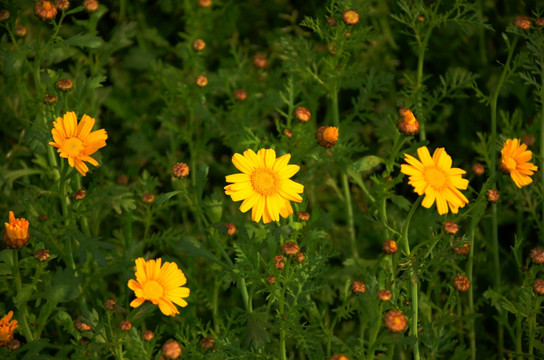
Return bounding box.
[515,316,522,360]
[401,196,423,360]
[540,65,544,237]
[415,26,433,142]
[12,251,34,342]
[467,224,477,360]
[75,175,91,236]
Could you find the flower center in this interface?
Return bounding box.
[142,280,164,301]
[251,168,278,196]
[43,1,53,10]
[63,137,84,157]
[323,127,339,143]
[501,156,517,171]
[424,167,447,189]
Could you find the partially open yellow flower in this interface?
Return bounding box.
[401,146,469,215]
[225,149,304,224]
[499,138,538,188]
[3,211,29,249]
[49,112,107,176]
[0,311,17,346]
[128,258,190,317]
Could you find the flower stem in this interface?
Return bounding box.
[467,223,477,360]
[75,175,91,236]
[12,250,34,342]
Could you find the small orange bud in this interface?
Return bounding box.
[162,340,182,359]
[327,17,337,26]
[452,239,470,256]
[316,126,339,148]
[342,10,359,25]
[7,339,20,351]
[0,10,10,22]
[43,94,58,105]
[283,128,293,138]
[281,242,299,257]
[514,15,531,31]
[192,39,206,52]
[536,18,544,27]
[172,162,190,178]
[34,249,50,262]
[253,54,268,69]
[119,320,132,332]
[297,211,309,221]
[3,211,30,249]
[200,336,216,351]
[234,89,247,101]
[295,106,311,122]
[521,133,536,147]
[472,163,484,176]
[330,355,349,360]
[199,0,212,7]
[142,330,154,341]
[529,248,544,265]
[15,24,27,37]
[75,317,92,332]
[486,189,499,203]
[533,279,544,296]
[141,193,155,204]
[55,0,70,11]
[34,1,57,21]
[295,252,305,263]
[382,239,398,255]
[266,275,276,285]
[443,221,459,235]
[397,107,419,136]
[224,223,236,236]
[453,275,470,292]
[196,75,208,87]
[73,189,86,200]
[117,174,129,185]
[83,0,99,12]
[377,289,392,302]
[274,255,285,270]
[383,310,407,333]
[417,15,425,22]
[56,78,73,92]
[351,281,366,295]
[104,299,116,311]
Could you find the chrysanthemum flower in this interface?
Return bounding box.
[224,149,304,223]
[3,211,29,249]
[499,138,538,188]
[49,111,107,176]
[127,258,190,317]
[401,146,469,215]
[0,311,18,346]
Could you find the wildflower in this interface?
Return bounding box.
[297,211,309,221]
[104,299,116,311]
[377,289,392,302]
[514,15,531,31]
[486,189,499,203]
[0,311,18,346]
[234,89,247,101]
[443,221,459,235]
[43,94,58,105]
[55,0,69,11]
[224,149,304,223]
[274,255,285,270]
[34,1,57,21]
[0,10,10,22]
[382,239,398,254]
[266,275,276,285]
[172,162,190,179]
[196,75,208,87]
[200,336,216,351]
[56,78,73,92]
[295,106,311,122]
[281,242,299,257]
[141,193,155,204]
[383,310,407,333]
[253,54,268,69]
[327,17,337,26]
[533,279,544,296]
[199,0,212,7]
[283,128,293,138]
[342,10,359,25]
[401,146,469,215]
[127,257,190,316]
[49,112,107,176]
[15,24,27,37]
[74,317,92,332]
[316,126,339,148]
[162,340,182,359]
[499,139,538,188]
[73,189,86,200]
[530,248,544,265]
[83,0,99,12]
[351,281,366,294]
[330,355,349,360]
[295,252,305,263]
[119,320,132,332]
[7,339,20,351]
[34,249,50,262]
[224,223,236,236]
[3,211,30,249]
[453,275,470,292]
[142,330,154,341]
[472,163,484,176]
[192,39,206,52]
[397,107,420,136]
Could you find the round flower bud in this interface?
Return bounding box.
[327,17,337,26]
[536,18,544,27]
[486,189,499,204]
[530,248,544,265]
[142,330,154,341]
[224,223,236,236]
[43,94,58,105]
[117,174,129,185]
[295,252,305,263]
[83,0,99,12]
[377,289,392,302]
[200,336,215,351]
[73,189,86,200]
[55,0,70,11]
[75,317,92,332]
[199,0,212,7]
[56,79,73,92]
[443,221,459,235]
[521,133,536,147]
[533,279,544,296]
[172,162,190,179]
[330,355,349,360]
[453,275,470,292]
[34,1,57,21]
[295,106,311,122]
[253,54,268,69]
[274,255,284,270]
[417,15,425,22]
[281,242,299,257]
[196,75,208,87]
[383,310,407,333]
[351,281,366,295]
[514,15,531,31]
[0,10,10,22]
[382,239,398,255]
[104,299,116,311]
[266,275,276,285]
[397,107,420,136]
[342,10,359,25]
[15,24,27,37]
[119,320,132,332]
[141,193,155,204]
[7,339,20,351]
[283,128,293,138]
[192,39,206,52]
[316,126,339,148]
[162,340,182,359]
[34,249,50,262]
[234,89,247,101]
[297,211,309,221]
[452,239,470,256]
[472,163,484,176]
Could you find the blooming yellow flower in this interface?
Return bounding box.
[127,258,190,317]
[401,146,469,215]
[0,311,17,346]
[224,149,304,223]
[3,211,29,249]
[49,111,107,176]
[499,138,538,188]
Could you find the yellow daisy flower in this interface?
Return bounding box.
[224,149,304,224]
[401,146,469,215]
[499,138,538,188]
[127,258,190,317]
[49,111,107,176]
[0,311,18,346]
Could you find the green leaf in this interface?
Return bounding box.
[155,190,184,206]
[352,155,384,172]
[63,33,104,49]
[175,236,228,269]
[46,268,81,304]
[196,164,209,200]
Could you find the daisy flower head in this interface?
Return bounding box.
[127,258,190,317]
[499,138,538,188]
[401,146,469,215]
[0,311,17,346]
[225,149,304,224]
[49,112,107,176]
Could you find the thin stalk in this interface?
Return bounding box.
[415,24,433,142]
[75,175,91,236]
[515,316,522,360]
[540,67,544,237]
[12,251,34,342]
[400,196,423,360]
[467,224,477,360]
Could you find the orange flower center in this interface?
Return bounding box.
[424,167,447,189]
[323,127,339,142]
[501,156,517,171]
[251,168,278,196]
[143,280,164,301]
[43,1,53,10]
[64,137,84,157]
